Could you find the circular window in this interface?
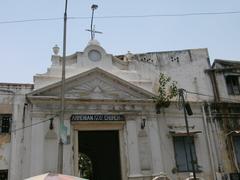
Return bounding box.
[88,50,102,62]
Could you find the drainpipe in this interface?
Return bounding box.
[202,105,217,180]
[230,136,240,172]
[213,113,224,172]
[207,104,222,172]
[212,71,220,102]
[207,70,220,102]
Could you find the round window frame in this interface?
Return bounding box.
[88,50,102,62]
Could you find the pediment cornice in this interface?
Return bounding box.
[27,68,155,102]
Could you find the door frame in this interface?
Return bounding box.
[72,121,126,180]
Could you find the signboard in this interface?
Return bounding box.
[70,114,125,121]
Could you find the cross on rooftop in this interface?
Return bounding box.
[86,25,102,40]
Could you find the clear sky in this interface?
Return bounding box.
[0,0,240,83]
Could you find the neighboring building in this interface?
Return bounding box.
[206,59,240,180]
[0,39,221,180]
[0,83,33,180]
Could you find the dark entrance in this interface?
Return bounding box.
[78,130,122,180]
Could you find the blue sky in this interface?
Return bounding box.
[0,0,240,83]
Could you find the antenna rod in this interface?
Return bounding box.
[90,4,98,40]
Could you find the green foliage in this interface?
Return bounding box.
[79,153,93,179]
[153,73,178,108]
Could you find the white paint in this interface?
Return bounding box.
[126,120,142,177]
[0,41,221,180]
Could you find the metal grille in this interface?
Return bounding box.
[0,170,8,180]
[0,115,11,133]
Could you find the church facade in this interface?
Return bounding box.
[0,40,230,180]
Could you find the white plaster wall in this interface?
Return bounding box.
[27,109,61,177]
[10,94,31,180]
[29,116,45,176]
[34,42,213,104]
[22,103,33,179]
[19,42,216,180]
[147,116,164,176]
[155,104,213,180]
[8,98,215,180]
[126,119,141,177]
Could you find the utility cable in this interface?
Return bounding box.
[11,118,50,133]
[8,111,240,133]
[5,88,240,132]
[0,17,62,24]
[11,115,58,133]
[186,90,240,103]
[1,10,240,24]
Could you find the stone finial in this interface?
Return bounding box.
[52,44,60,55]
[124,51,133,62]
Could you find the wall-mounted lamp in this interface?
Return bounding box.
[49,118,54,130]
[141,118,146,129]
[185,102,193,116]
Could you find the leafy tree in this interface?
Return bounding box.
[153,73,178,113]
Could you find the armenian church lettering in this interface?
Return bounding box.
[70,114,124,121]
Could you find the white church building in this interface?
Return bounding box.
[0,39,218,180]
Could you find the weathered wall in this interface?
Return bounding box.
[0,83,33,180]
[2,42,216,180]
[34,42,213,103]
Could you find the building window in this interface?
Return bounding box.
[228,107,240,129]
[226,76,240,95]
[173,136,198,172]
[0,170,8,180]
[233,136,240,167]
[229,173,240,180]
[0,115,11,133]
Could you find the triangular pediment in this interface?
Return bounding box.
[27,68,154,101]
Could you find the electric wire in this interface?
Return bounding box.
[11,114,58,133]
[11,117,52,133]
[9,113,240,133]
[6,88,240,132]
[1,10,240,24]
[185,90,240,103]
[0,17,62,24]
[0,91,238,102]
[1,91,238,102]
[10,109,240,132]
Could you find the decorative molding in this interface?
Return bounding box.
[65,77,139,99]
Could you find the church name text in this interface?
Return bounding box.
[70,114,124,121]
